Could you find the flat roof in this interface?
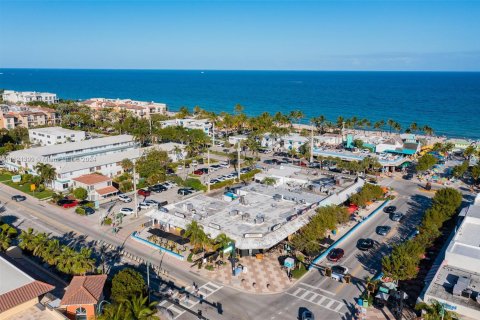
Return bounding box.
[29,126,84,135]
[147,182,343,250]
[425,264,480,313]
[0,256,34,295]
[8,134,134,158]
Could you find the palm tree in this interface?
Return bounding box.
[234,103,244,115]
[373,120,385,136]
[214,233,234,258]
[98,303,125,320]
[132,119,150,146]
[0,233,11,251]
[32,232,50,257]
[415,300,457,320]
[56,246,77,275]
[40,239,61,266]
[409,122,419,133]
[312,115,326,134]
[120,158,134,172]
[122,295,159,320]
[183,221,209,253]
[387,119,395,134]
[34,163,57,188]
[289,110,304,126]
[71,247,95,275]
[422,125,434,136]
[18,228,37,252]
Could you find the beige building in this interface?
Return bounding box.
[0,106,58,130]
[82,97,167,119]
[2,90,58,104]
[71,173,118,202]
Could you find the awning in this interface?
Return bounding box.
[375,292,390,301]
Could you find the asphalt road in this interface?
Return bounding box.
[0,174,466,320]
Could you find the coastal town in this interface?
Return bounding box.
[0,89,479,320]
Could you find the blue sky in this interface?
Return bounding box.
[1,0,479,71]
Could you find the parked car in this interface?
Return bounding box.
[145,199,159,206]
[119,207,134,216]
[11,195,26,202]
[327,248,345,262]
[150,184,167,193]
[163,181,177,189]
[301,310,314,320]
[210,179,220,184]
[166,168,175,174]
[62,200,78,208]
[178,188,193,196]
[193,169,205,175]
[218,162,230,168]
[57,199,74,206]
[376,225,392,236]
[82,206,95,215]
[390,212,404,222]
[403,173,414,180]
[383,206,396,214]
[357,238,374,251]
[138,201,152,209]
[138,189,151,197]
[118,194,132,203]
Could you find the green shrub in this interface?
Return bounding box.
[184,178,206,191]
[187,252,193,262]
[75,207,86,215]
[103,217,112,225]
[205,264,214,271]
[73,187,88,200]
[211,179,235,190]
[21,174,33,184]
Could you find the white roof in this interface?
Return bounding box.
[9,134,134,158]
[29,126,84,135]
[0,256,34,295]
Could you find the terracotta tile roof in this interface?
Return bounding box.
[0,281,54,313]
[61,275,107,306]
[96,186,118,195]
[72,174,111,186]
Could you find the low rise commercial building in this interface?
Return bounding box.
[2,90,58,105]
[422,194,480,320]
[29,127,86,146]
[146,177,363,255]
[60,275,107,320]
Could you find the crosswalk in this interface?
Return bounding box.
[157,281,223,319]
[287,285,347,314]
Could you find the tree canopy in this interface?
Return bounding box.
[111,268,146,303]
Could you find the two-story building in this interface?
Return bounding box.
[82,98,167,119]
[29,127,86,146]
[71,173,118,202]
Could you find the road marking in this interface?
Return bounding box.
[286,288,345,314]
[168,305,184,314]
[298,282,335,296]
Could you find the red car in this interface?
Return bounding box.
[327,248,345,262]
[138,189,151,197]
[193,169,204,175]
[63,200,78,208]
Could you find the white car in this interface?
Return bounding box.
[139,202,152,209]
[118,194,132,203]
[331,265,349,282]
[145,199,159,206]
[177,165,184,170]
[119,207,134,216]
[219,162,230,168]
[163,182,176,189]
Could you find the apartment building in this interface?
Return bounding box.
[71,173,118,201]
[5,134,138,191]
[2,90,58,104]
[29,127,86,146]
[82,97,167,119]
[0,105,58,129]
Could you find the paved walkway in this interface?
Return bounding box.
[194,253,292,294]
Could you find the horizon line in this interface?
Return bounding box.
[1,67,480,73]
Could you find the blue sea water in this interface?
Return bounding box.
[0,69,479,139]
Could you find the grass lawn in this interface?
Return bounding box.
[0,172,13,182]
[4,181,54,199]
[291,264,308,279]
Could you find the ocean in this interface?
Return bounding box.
[1,69,479,139]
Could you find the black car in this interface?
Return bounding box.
[383,206,396,214]
[403,173,414,180]
[150,184,167,193]
[57,199,75,206]
[177,188,193,196]
[377,225,392,236]
[357,238,374,251]
[82,206,95,215]
[11,195,26,202]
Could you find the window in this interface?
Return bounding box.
[75,307,87,320]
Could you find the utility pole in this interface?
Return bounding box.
[237,141,241,181]
[212,123,215,147]
[310,121,314,163]
[207,148,211,192]
[133,158,139,218]
[147,261,151,302]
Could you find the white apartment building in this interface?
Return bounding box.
[160,118,213,135]
[422,194,480,320]
[5,135,138,191]
[2,90,58,104]
[260,133,309,151]
[29,127,86,146]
